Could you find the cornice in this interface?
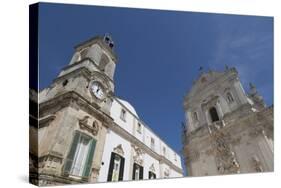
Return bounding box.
[39,91,113,125]
[39,91,183,174]
[57,58,114,84]
[108,119,183,174]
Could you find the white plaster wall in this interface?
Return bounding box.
[110,98,182,170]
[143,153,160,179]
[98,129,132,182]
[143,127,161,154]
[110,99,134,135]
[170,169,183,178]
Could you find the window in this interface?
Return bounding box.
[193,112,198,121]
[226,92,234,103]
[163,147,166,156]
[132,163,143,180]
[107,152,125,181]
[137,123,142,133]
[63,131,96,178]
[209,107,219,122]
[149,171,156,179]
[174,152,177,161]
[150,138,155,151]
[120,109,126,122]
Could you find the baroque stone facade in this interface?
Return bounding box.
[182,68,273,176]
[30,35,183,186]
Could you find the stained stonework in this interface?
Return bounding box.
[182,68,273,176]
[30,35,117,186]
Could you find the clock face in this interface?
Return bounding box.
[91,82,105,100]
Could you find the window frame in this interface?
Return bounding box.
[120,109,127,122]
[137,122,142,134]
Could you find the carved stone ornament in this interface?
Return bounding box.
[113,144,124,156]
[249,127,264,138]
[149,164,155,172]
[164,168,170,177]
[251,156,263,172]
[133,146,144,165]
[78,116,99,136]
[210,129,240,174]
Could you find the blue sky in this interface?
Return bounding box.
[38,3,273,175]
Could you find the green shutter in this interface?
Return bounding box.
[82,138,96,178]
[64,131,80,174]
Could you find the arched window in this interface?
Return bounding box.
[99,53,109,71]
[226,92,234,103]
[209,107,219,122]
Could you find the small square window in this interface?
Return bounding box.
[137,123,142,133]
[163,147,166,156]
[120,109,126,121]
[174,153,177,161]
[151,138,155,150]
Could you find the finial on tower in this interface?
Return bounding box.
[249,82,257,95]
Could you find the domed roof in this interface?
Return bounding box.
[117,98,139,118]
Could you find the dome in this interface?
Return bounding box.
[117,98,139,118]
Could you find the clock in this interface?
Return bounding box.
[91,81,105,100]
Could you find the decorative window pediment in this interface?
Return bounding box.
[113,144,125,157]
[149,164,155,172]
[133,145,144,165]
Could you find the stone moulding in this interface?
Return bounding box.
[113,144,125,156]
[39,91,113,127]
[39,114,56,128]
[109,121,183,174]
[78,115,99,136]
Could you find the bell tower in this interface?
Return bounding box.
[33,35,119,185]
[40,34,117,115]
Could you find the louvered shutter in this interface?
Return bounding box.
[107,152,116,181]
[149,171,152,179]
[63,131,80,175]
[118,156,125,181]
[82,138,96,178]
[139,166,143,180]
[132,163,136,180]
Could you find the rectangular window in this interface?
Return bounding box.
[150,138,155,151]
[149,171,156,179]
[120,109,126,122]
[63,131,96,178]
[163,147,166,156]
[137,123,142,133]
[107,152,125,181]
[132,163,143,180]
[174,152,177,161]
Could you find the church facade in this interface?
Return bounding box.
[29,35,183,186]
[182,67,273,176]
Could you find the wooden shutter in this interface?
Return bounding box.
[132,163,136,180]
[107,152,116,181]
[118,156,125,181]
[139,166,143,180]
[149,171,152,179]
[82,138,96,178]
[63,131,80,175]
